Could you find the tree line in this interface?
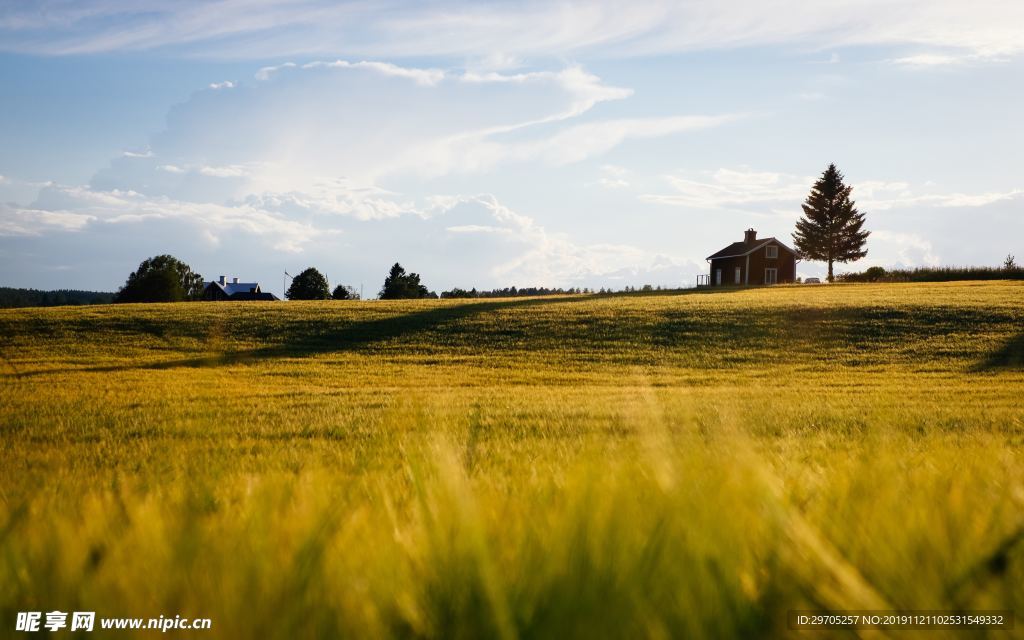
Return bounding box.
[0,287,114,309]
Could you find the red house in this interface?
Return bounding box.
[705,229,797,286]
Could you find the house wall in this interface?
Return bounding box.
[709,256,747,285]
[709,241,796,285]
[201,285,230,301]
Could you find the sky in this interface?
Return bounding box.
[1,1,1022,295]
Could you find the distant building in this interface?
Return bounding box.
[705,229,797,286]
[201,275,279,301]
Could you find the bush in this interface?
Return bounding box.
[332,285,360,300]
[838,265,1024,283]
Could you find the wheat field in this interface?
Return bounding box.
[1,281,1023,638]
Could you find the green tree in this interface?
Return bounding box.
[332,284,360,300]
[114,255,203,303]
[793,164,870,282]
[379,263,430,299]
[286,267,331,300]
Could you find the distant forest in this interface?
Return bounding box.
[0,287,115,308]
[837,264,1024,283]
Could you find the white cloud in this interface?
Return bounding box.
[642,168,813,210]
[446,224,515,235]
[208,80,236,89]
[3,184,323,252]
[0,203,95,236]
[860,184,1023,210]
[255,62,296,81]
[868,230,940,266]
[523,115,738,166]
[440,195,700,285]
[301,60,446,86]
[242,178,426,222]
[3,1,1022,63]
[596,165,631,189]
[121,148,153,158]
[888,52,1007,68]
[198,164,250,178]
[1,180,699,288]
[139,59,701,182]
[643,168,1022,214]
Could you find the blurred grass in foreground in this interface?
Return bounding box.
[1,282,1023,638]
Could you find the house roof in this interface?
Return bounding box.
[706,237,796,261]
[205,281,260,296]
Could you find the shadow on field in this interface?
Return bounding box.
[975,332,1024,370]
[4,296,587,376]
[4,287,1020,377]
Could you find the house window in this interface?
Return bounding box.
[734,266,741,284]
[765,268,778,285]
[765,245,778,259]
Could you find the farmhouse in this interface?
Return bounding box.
[201,275,279,301]
[706,229,797,286]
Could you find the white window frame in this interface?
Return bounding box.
[764,268,778,285]
[765,245,778,259]
[734,266,741,284]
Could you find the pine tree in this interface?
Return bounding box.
[379,263,430,299]
[793,164,870,282]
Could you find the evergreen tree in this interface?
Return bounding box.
[286,267,331,300]
[114,255,203,303]
[379,263,430,299]
[793,164,870,282]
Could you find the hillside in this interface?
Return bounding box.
[1,281,1023,637]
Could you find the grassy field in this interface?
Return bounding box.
[1,281,1023,638]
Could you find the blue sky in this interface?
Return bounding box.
[1,1,1022,294]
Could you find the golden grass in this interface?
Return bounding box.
[1,281,1023,638]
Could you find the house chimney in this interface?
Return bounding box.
[218,275,226,285]
[744,228,757,243]
[232,277,239,284]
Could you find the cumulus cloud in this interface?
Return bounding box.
[2,183,323,252]
[87,59,716,193]
[868,230,941,267]
[0,203,95,236]
[430,195,701,285]
[8,56,720,289]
